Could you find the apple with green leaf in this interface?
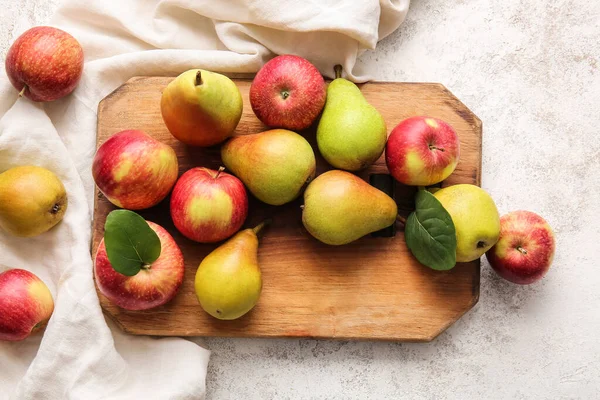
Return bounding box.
[94,210,184,310]
[0,269,54,341]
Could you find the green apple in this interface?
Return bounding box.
[434,184,500,262]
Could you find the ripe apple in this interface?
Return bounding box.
[250,54,326,130]
[386,116,460,186]
[5,26,84,102]
[171,167,248,243]
[486,210,556,285]
[92,130,179,210]
[94,221,184,310]
[0,269,54,341]
[161,69,243,146]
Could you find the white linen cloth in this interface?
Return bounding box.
[0,0,409,398]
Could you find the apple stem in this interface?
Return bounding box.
[396,215,407,225]
[18,85,26,97]
[215,166,225,179]
[428,145,445,152]
[334,64,343,79]
[516,246,528,255]
[195,70,202,86]
[252,219,272,235]
[140,264,151,270]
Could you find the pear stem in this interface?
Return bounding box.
[252,219,272,235]
[214,166,225,179]
[195,70,202,86]
[18,85,26,97]
[334,64,343,79]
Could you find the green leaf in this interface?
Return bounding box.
[104,210,161,276]
[405,190,457,271]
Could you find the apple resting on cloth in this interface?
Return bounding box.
[171,167,248,243]
[95,221,184,310]
[161,69,243,146]
[250,54,326,130]
[0,269,54,341]
[5,26,84,102]
[386,116,460,186]
[92,130,178,210]
[486,210,555,284]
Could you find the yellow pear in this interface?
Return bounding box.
[302,170,397,245]
[194,222,267,320]
[434,184,500,262]
[0,166,67,237]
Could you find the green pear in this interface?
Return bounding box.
[434,184,500,262]
[316,65,387,171]
[194,222,268,320]
[302,170,397,245]
[0,166,68,237]
[221,129,316,205]
[161,69,243,147]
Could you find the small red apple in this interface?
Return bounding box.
[385,116,460,186]
[250,54,326,130]
[92,130,179,210]
[0,269,54,341]
[94,221,184,310]
[171,167,248,243]
[486,210,556,285]
[5,26,84,102]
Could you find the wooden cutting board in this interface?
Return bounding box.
[93,76,482,342]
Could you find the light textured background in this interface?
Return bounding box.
[1,0,599,399]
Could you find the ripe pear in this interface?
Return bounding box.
[161,69,243,147]
[302,170,397,245]
[194,222,268,320]
[316,65,387,171]
[0,166,67,237]
[434,184,500,262]
[221,129,316,205]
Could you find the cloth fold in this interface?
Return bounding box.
[0,0,409,398]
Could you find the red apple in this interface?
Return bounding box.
[94,221,184,310]
[0,269,54,341]
[250,54,326,130]
[92,130,179,210]
[171,167,248,243]
[5,26,84,102]
[385,116,460,186]
[486,210,555,284]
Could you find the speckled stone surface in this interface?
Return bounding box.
[1,0,599,398]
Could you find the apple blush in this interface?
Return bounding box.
[5,26,84,102]
[250,54,326,130]
[94,221,185,310]
[486,210,556,285]
[0,269,54,341]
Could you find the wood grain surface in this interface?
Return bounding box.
[93,76,482,342]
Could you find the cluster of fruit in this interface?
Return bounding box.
[0,26,84,341]
[91,54,556,322]
[0,25,557,342]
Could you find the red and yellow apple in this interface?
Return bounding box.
[170,167,248,243]
[486,210,555,285]
[5,26,84,102]
[250,54,326,130]
[92,130,178,210]
[94,221,184,310]
[0,269,54,341]
[385,116,460,186]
